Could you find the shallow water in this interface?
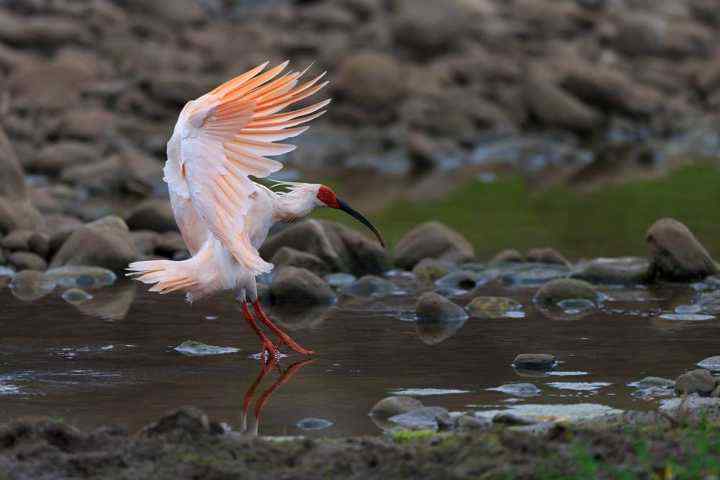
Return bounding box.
[0,277,717,437]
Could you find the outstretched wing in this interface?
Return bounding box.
[168,61,329,275]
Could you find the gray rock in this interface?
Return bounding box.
[126,199,177,233]
[467,296,523,319]
[1,230,35,252]
[493,413,537,426]
[334,53,406,116]
[512,353,557,371]
[45,266,117,289]
[9,270,56,301]
[660,395,720,419]
[140,407,210,439]
[174,340,240,356]
[342,275,399,297]
[490,249,525,264]
[526,248,570,267]
[296,418,333,431]
[416,292,468,323]
[61,288,93,304]
[488,383,541,397]
[412,258,455,283]
[387,406,450,431]
[31,141,100,175]
[8,252,47,271]
[571,257,650,284]
[501,264,569,286]
[630,377,676,389]
[456,414,492,432]
[676,369,717,396]
[533,278,599,306]
[269,267,336,306]
[50,216,139,272]
[271,247,329,277]
[370,396,424,418]
[698,356,720,371]
[394,222,474,270]
[646,218,717,282]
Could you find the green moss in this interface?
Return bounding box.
[389,429,437,444]
[317,165,720,260]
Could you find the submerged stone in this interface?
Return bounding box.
[61,288,93,304]
[324,272,356,289]
[9,270,56,301]
[342,275,399,297]
[487,383,541,397]
[628,377,676,389]
[370,396,424,418]
[416,292,468,323]
[474,403,622,423]
[502,264,569,287]
[435,270,488,292]
[45,266,117,289]
[697,356,720,371]
[512,353,557,371]
[557,298,596,314]
[546,382,611,392]
[534,278,599,306]
[467,296,523,319]
[388,407,450,431]
[658,313,715,321]
[412,258,455,283]
[571,257,650,285]
[296,418,333,430]
[174,341,240,356]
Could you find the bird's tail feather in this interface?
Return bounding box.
[127,259,200,295]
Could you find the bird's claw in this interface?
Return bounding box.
[260,341,280,365]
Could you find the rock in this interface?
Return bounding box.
[27,232,50,258]
[269,267,336,306]
[0,198,43,234]
[369,396,424,418]
[0,12,90,46]
[512,354,557,371]
[646,218,717,281]
[140,407,211,439]
[324,272,356,289]
[125,199,177,233]
[467,297,523,319]
[456,414,492,432]
[488,383,541,397]
[61,288,93,304]
[342,275,399,297]
[493,413,537,426]
[416,316,467,345]
[676,369,717,396]
[412,258,455,283]
[0,126,43,234]
[8,252,47,271]
[660,395,720,419]
[50,216,139,271]
[45,266,117,289]
[630,377,676,389]
[524,65,602,133]
[571,257,650,285]
[415,292,468,323]
[271,247,329,277]
[698,356,720,372]
[435,270,488,292]
[296,418,333,430]
[124,0,205,24]
[387,406,450,431]
[261,220,389,276]
[533,278,599,306]
[31,142,100,175]
[155,232,186,257]
[393,0,472,57]
[131,231,159,256]
[8,59,93,110]
[335,53,405,120]
[1,230,35,251]
[490,249,525,264]
[526,248,570,267]
[394,222,474,270]
[9,270,56,301]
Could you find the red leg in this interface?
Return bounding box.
[241,356,277,433]
[254,359,315,419]
[252,301,316,355]
[241,302,279,362]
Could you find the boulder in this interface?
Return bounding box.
[369,396,424,418]
[394,222,474,270]
[261,220,389,276]
[342,275,398,297]
[415,292,468,322]
[55,108,116,141]
[32,141,101,175]
[512,353,557,371]
[533,278,599,306]
[335,53,405,121]
[675,369,717,396]
[388,406,451,431]
[524,65,602,133]
[8,252,47,271]
[571,257,650,285]
[8,59,93,110]
[1,230,35,251]
[490,249,525,264]
[526,248,570,267]
[269,266,336,306]
[646,218,717,281]
[125,199,177,233]
[0,127,42,233]
[393,0,473,57]
[50,216,139,271]
[140,407,211,440]
[412,258,455,283]
[271,247,329,277]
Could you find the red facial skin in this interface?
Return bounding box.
[317,185,340,208]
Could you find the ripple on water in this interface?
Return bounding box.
[390,388,470,396]
[474,403,622,422]
[547,371,589,377]
[658,313,715,321]
[174,341,240,356]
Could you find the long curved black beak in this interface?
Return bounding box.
[337,199,385,248]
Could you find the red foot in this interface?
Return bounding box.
[252,301,316,356]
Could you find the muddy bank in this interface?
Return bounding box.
[1,404,720,479]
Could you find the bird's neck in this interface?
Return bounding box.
[273,189,318,222]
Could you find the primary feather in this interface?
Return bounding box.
[128,62,329,299]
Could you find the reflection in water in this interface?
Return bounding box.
[72,282,136,321]
[241,359,314,436]
[415,317,467,345]
[260,304,334,331]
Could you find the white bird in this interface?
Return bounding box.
[127,61,384,359]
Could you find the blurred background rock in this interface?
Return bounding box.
[0,0,719,268]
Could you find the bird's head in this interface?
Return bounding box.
[316,185,385,248]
